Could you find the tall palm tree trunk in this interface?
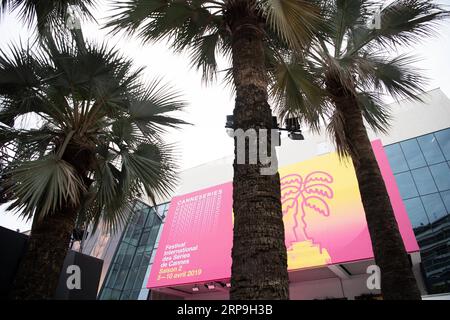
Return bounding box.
[228,2,289,300]
[10,205,78,300]
[326,77,421,300]
[10,144,91,300]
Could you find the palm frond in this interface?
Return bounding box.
[0,34,187,232]
[376,0,448,46]
[105,0,219,50]
[349,0,448,54]
[188,30,221,83]
[129,77,189,138]
[356,53,428,101]
[4,155,85,221]
[260,0,322,50]
[328,0,375,56]
[356,91,391,133]
[269,53,326,132]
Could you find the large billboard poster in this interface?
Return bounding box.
[147,183,233,288]
[147,140,419,288]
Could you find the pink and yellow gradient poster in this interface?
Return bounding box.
[147,140,419,288]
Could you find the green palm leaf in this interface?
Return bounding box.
[5,155,85,221]
[1,34,187,233]
[260,0,322,49]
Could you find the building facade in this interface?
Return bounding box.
[84,88,450,300]
[384,129,450,294]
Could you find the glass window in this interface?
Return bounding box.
[110,289,121,300]
[400,139,427,169]
[136,246,145,254]
[148,225,160,249]
[124,267,139,291]
[141,250,151,267]
[403,197,430,230]
[98,202,170,300]
[122,225,135,244]
[385,144,409,173]
[136,210,148,228]
[129,290,140,300]
[435,128,450,160]
[395,172,419,199]
[122,245,136,267]
[112,268,128,290]
[139,231,150,246]
[129,228,141,246]
[120,290,131,300]
[418,134,446,165]
[430,163,450,191]
[421,193,447,223]
[440,190,450,213]
[100,288,112,300]
[134,265,148,290]
[145,213,155,228]
[130,211,140,224]
[411,167,438,195]
[132,250,143,268]
[104,264,120,288]
[114,243,128,265]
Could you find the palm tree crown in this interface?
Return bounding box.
[0,34,187,232]
[273,0,448,155]
[105,0,322,83]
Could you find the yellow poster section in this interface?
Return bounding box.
[278,152,359,271]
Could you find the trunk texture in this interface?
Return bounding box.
[326,77,421,300]
[10,143,91,300]
[10,206,78,300]
[228,2,289,300]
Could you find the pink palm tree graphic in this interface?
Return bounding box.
[280,171,334,251]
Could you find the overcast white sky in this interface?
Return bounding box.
[1,0,449,231]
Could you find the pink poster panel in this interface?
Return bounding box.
[147,183,233,288]
[372,140,419,252]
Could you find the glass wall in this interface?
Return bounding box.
[98,201,169,300]
[385,127,450,294]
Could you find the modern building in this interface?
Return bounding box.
[82,88,450,300]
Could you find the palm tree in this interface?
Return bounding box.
[272,0,448,299]
[105,0,323,299]
[0,34,187,299]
